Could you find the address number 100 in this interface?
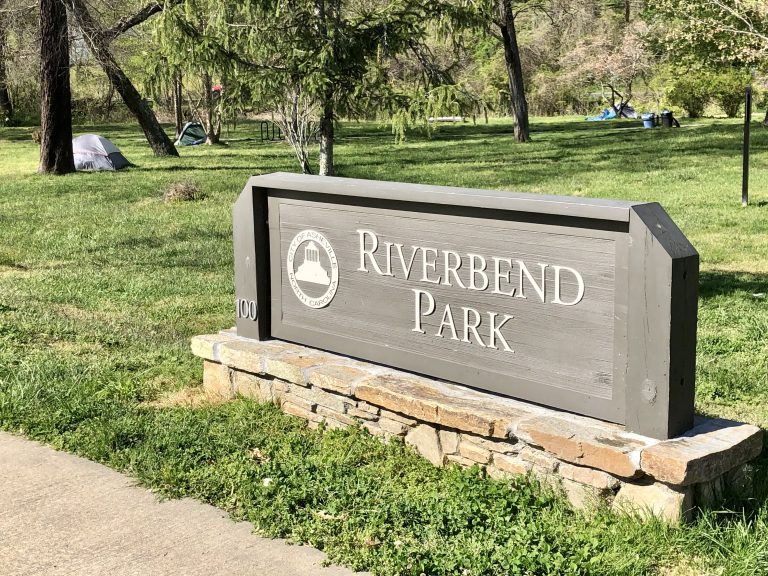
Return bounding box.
[236,298,258,320]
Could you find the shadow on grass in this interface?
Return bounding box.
[335,118,756,194]
[0,128,35,142]
[699,271,768,299]
[702,446,768,523]
[125,165,260,173]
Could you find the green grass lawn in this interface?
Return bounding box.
[1,117,767,575]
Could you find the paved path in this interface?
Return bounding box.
[0,432,365,576]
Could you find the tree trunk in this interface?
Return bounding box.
[763,108,768,127]
[0,7,13,125]
[624,0,630,23]
[38,0,75,174]
[290,91,312,174]
[497,0,530,143]
[298,151,312,174]
[319,96,333,176]
[315,0,334,175]
[173,71,183,139]
[201,71,219,144]
[103,83,114,120]
[68,0,178,157]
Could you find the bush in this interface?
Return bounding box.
[667,69,751,118]
[712,70,750,118]
[667,73,714,118]
[529,71,593,116]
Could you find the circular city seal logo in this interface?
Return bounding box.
[286,230,339,309]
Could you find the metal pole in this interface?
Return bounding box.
[742,86,752,207]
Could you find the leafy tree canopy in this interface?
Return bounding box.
[650,0,767,66]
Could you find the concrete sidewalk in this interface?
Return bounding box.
[0,432,365,576]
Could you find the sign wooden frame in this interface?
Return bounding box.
[234,173,698,439]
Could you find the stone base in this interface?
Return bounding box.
[192,331,763,523]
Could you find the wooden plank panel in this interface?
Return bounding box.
[271,198,624,414]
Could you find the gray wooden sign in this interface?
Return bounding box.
[233,172,698,439]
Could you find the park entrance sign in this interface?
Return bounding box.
[233,173,698,440]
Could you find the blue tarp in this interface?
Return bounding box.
[586,108,617,121]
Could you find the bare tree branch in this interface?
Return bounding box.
[102,0,164,42]
[66,0,178,156]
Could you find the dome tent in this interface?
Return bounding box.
[175,122,207,146]
[72,134,130,171]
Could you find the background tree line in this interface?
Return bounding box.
[0,0,765,175]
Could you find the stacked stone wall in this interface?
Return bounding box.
[194,332,763,523]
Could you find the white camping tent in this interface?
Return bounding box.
[72,134,130,171]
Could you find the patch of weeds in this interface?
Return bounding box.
[164,181,205,202]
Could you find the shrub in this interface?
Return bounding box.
[667,73,714,118]
[712,70,750,118]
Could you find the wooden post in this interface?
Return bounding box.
[742,86,752,207]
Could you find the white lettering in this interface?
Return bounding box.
[421,247,441,284]
[442,250,466,288]
[357,229,384,275]
[395,244,420,279]
[436,304,459,340]
[516,261,547,302]
[488,312,514,352]
[551,265,585,306]
[468,253,489,291]
[382,242,394,276]
[412,289,435,333]
[492,257,515,296]
[462,307,486,347]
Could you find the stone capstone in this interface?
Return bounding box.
[306,364,366,396]
[218,339,267,375]
[640,418,763,485]
[265,352,331,385]
[355,375,526,438]
[191,334,224,362]
[517,416,647,478]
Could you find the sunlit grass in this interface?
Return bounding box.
[0,116,766,575]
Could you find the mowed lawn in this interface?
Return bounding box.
[0,117,767,575]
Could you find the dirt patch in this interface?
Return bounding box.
[659,556,718,576]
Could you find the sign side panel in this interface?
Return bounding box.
[234,184,270,339]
